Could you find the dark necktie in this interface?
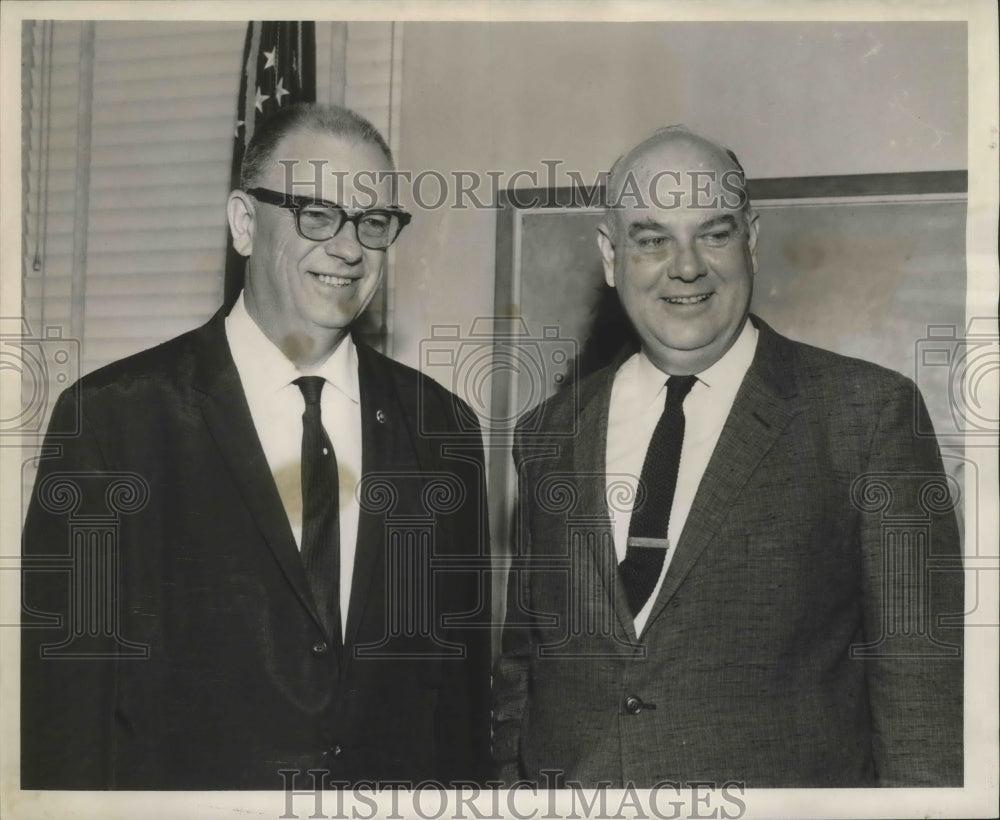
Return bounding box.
[294,376,342,645]
[619,374,697,617]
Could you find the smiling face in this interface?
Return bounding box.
[227,129,393,365]
[597,134,759,375]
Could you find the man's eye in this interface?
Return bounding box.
[301,208,334,219]
[700,230,732,246]
[635,235,668,250]
[300,208,338,226]
[359,214,390,233]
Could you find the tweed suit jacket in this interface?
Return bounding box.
[493,316,963,788]
[21,306,492,789]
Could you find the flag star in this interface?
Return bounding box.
[263,47,277,69]
[274,77,289,105]
[234,120,244,137]
[254,87,270,112]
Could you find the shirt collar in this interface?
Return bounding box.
[225,291,360,404]
[632,318,759,403]
[301,327,360,405]
[695,319,758,391]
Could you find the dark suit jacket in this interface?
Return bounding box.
[493,316,963,788]
[21,307,492,789]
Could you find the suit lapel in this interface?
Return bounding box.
[343,341,420,651]
[571,361,640,644]
[643,318,801,630]
[190,310,325,632]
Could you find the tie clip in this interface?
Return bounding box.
[626,536,670,550]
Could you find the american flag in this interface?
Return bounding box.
[225,21,317,305]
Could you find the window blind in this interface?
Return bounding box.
[343,21,402,349]
[23,21,245,379]
[21,19,398,508]
[24,20,399,380]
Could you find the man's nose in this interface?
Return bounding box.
[322,221,364,262]
[667,240,707,281]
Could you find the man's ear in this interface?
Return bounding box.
[596,222,617,288]
[745,207,760,275]
[226,190,255,257]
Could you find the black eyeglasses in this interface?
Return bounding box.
[246,187,411,250]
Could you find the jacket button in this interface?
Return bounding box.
[330,744,343,758]
[624,695,643,715]
[311,641,329,655]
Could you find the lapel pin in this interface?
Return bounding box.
[375,409,387,424]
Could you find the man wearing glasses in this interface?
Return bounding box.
[22,104,492,789]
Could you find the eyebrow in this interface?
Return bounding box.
[698,215,740,232]
[626,213,740,239]
[626,218,668,239]
[287,193,401,213]
[288,193,341,209]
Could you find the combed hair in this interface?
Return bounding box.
[239,103,394,190]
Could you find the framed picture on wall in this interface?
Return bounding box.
[487,171,970,561]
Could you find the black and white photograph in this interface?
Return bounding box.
[1,1,997,819]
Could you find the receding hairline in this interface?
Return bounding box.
[239,102,394,190]
[611,127,743,193]
[602,126,752,234]
[267,125,394,167]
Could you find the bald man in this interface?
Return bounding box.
[492,126,963,788]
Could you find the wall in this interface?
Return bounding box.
[393,21,967,377]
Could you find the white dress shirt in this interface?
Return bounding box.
[605,321,758,635]
[225,293,362,638]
